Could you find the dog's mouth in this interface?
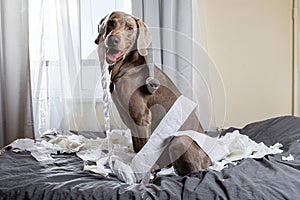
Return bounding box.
[106,48,125,65]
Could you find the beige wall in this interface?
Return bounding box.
[202,0,294,128]
[298,0,300,116]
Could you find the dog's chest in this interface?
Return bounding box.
[110,68,147,110]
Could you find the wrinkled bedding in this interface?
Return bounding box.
[0,116,300,199]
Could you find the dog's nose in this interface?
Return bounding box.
[107,35,120,46]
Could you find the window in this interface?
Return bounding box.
[29,0,131,135]
[79,0,131,100]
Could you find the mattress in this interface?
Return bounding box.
[0,116,300,199]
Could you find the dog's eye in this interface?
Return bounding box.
[108,20,115,28]
[126,26,133,31]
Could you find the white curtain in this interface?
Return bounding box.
[132,0,225,131]
[30,0,82,137]
[29,0,130,137]
[0,0,34,147]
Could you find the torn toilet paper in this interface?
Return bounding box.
[210,130,283,171]
[282,154,294,161]
[5,128,283,184]
[4,95,284,184]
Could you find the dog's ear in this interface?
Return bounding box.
[94,24,101,45]
[136,19,151,57]
[95,15,109,67]
[95,15,108,45]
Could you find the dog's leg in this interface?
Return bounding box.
[129,106,152,152]
[128,89,154,153]
[168,135,212,175]
[131,126,151,153]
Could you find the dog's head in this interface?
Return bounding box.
[95,11,151,66]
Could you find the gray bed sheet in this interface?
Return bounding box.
[0,116,300,200]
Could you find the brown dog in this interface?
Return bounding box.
[95,11,212,175]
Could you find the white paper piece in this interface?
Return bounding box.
[282,154,294,161]
[31,150,55,162]
[77,147,104,162]
[110,156,137,184]
[209,130,283,171]
[9,138,36,152]
[8,138,59,162]
[156,166,176,176]
[83,156,112,176]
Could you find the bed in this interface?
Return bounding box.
[0,116,300,199]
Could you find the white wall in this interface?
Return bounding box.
[202,0,293,128]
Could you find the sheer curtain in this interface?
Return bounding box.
[29,0,131,137]
[132,0,225,131]
[0,0,34,147]
[29,0,225,138]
